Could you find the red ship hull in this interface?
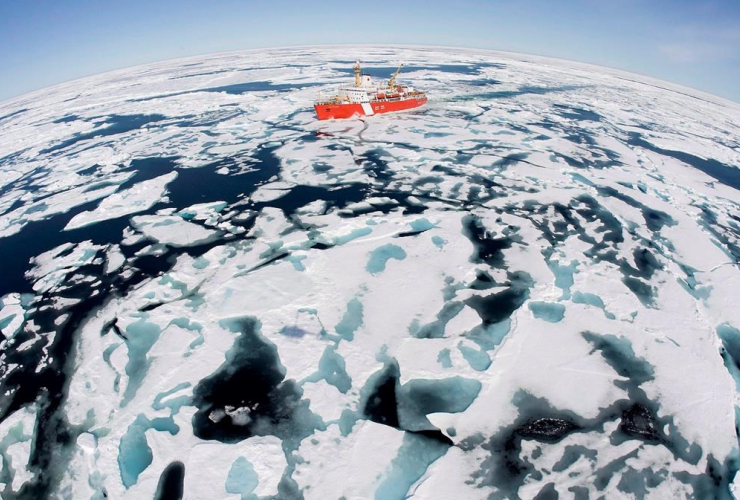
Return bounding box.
[314,97,427,120]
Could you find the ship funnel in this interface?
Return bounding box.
[353,61,362,87]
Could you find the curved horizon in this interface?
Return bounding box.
[1,0,738,104]
[1,39,740,500]
[1,43,738,109]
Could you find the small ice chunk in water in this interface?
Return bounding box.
[105,244,126,274]
[226,406,253,426]
[0,293,26,339]
[131,215,220,247]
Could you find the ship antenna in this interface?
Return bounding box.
[353,61,361,88]
[387,61,404,89]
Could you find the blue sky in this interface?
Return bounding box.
[1,0,739,102]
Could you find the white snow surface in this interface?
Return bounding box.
[65,172,178,230]
[131,214,221,247]
[0,46,739,499]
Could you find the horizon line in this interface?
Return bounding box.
[1,43,738,108]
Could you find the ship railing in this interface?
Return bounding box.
[315,92,425,105]
[371,94,426,103]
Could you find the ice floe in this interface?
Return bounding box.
[0,46,739,499]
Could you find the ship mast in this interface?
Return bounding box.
[387,62,403,89]
[353,61,361,87]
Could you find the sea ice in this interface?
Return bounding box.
[1,46,739,500]
[65,172,178,230]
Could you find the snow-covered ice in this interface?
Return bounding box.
[65,172,178,230]
[0,46,740,499]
